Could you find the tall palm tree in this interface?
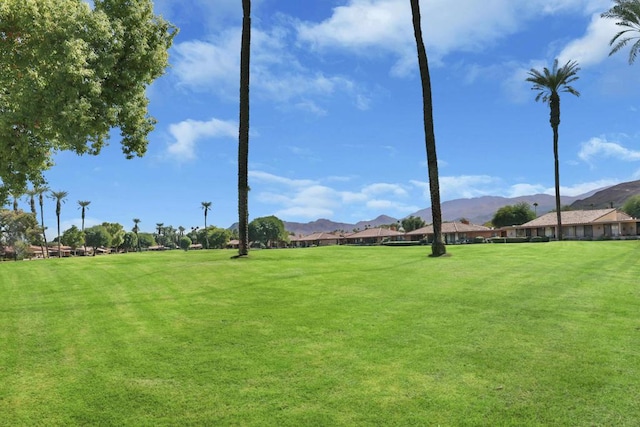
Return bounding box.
[50,190,68,258]
[410,0,446,257]
[201,201,212,249]
[36,186,49,258]
[78,200,91,254]
[156,222,164,246]
[25,189,37,215]
[133,218,141,252]
[602,0,640,64]
[526,59,580,241]
[237,0,251,257]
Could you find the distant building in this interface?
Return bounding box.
[504,208,639,239]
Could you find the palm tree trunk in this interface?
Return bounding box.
[410,0,446,257]
[39,195,49,258]
[553,126,563,241]
[57,204,61,258]
[550,93,563,241]
[237,0,251,257]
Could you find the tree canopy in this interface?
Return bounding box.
[622,194,640,218]
[491,203,536,228]
[401,216,426,232]
[0,0,177,200]
[249,216,287,247]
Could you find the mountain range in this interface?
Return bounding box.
[281,180,640,236]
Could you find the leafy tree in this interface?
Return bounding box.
[179,236,192,251]
[0,0,177,196]
[199,227,231,249]
[0,209,39,253]
[201,202,212,248]
[249,216,287,247]
[602,0,640,64]
[622,194,640,218]
[526,59,580,240]
[61,225,84,253]
[410,0,446,257]
[122,232,138,253]
[401,215,426,232]
[137,232,156,249]
[50,190,68,258]
[84,225,111,256]
[102,222,125,252]
[491,203,536,228]
[237,0,251,257]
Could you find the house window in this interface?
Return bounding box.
[584,225,593,237]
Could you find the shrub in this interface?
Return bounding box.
[530,236,549,243]
[179,236,192,251]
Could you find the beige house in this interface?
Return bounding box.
[505,209,640,239]
[344,227,404,245]
[406,221,497,243]
[290,232,343,247]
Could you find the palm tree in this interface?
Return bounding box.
[201,201,212,248]
[602,0,640,64]
[410,0,446,257]
[237,0,251,257]
[25,188,44,257]
[526,59,580,241]
[25,189,37,215]
[78,200,91,254]
[36,186,49,258]
[156,222,164,246]
[50,190,69,258]
[133,218,141,252]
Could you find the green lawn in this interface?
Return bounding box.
[1,242,639,426]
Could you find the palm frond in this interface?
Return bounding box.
[602,0,640,63]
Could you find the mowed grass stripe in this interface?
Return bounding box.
[1,242,639,425]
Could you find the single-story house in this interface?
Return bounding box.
[48,245,73,257]
[226,239,240,249]
[290,232,343,247]
[504,208,640,239]
[406,221,497,243]
[344,227,404,245]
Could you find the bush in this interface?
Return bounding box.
[179,236,192,251]
[473,236,486,244]
[488,237,528,244]
[530,236,549,243]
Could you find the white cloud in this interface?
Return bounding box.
[557,13,618,67]
[167,117,237,161]
[294,0,607,77]
[249,170,317,187]
[559,179,618,196]
[172,26,369,112]
[578,137,640,163]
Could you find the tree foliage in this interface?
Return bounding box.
[0,0,177,199]
[60,225,84,249]
[179,236,192,251]
[602,0,640,64]
[622,194,640,218]
[84,225,111,253]
[491,203,536,228]
[249,216,287,247]
[0,209,39,249]
[401,216,426,232]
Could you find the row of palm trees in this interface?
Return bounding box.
[16,187,75,258]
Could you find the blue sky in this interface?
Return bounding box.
[20,0,640,233]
